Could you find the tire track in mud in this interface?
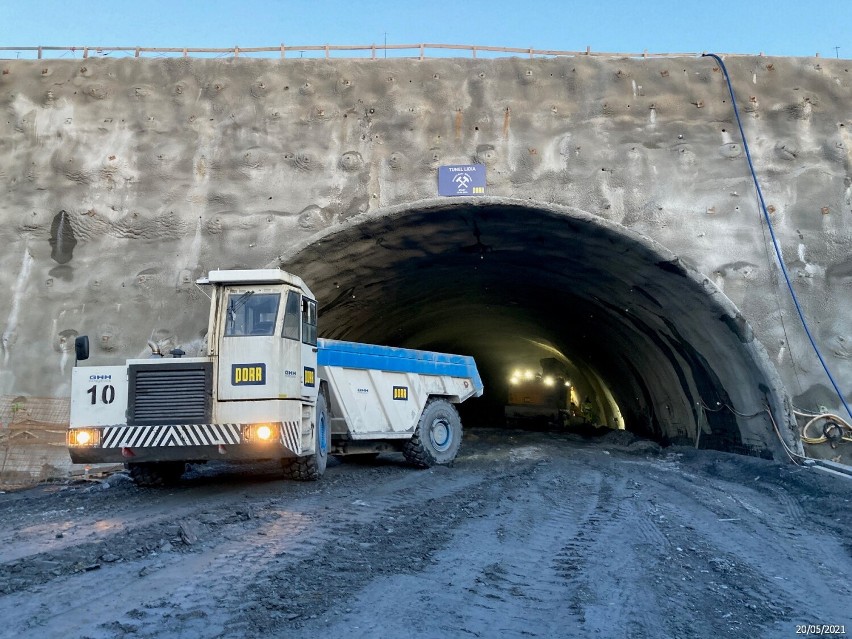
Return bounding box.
[551,462,660,636]
[0,490,242,564]
[0,467,294,564]
[0,490,299,596]
[0,460,424,594]
[545,452,803,638]
[625,457,832,637]
[433,460,594,638]
[629,497,670,548]
[0,463,484,638]
[284,455,622,639]
[86,508,325,639]
[641,451,852,638]
[394,460,589,638]
[2,435,850,639]
[0,502,326,638]
[758,482,810,547]
[220,463,507,638]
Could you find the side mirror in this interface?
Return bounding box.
[75,335,90,362]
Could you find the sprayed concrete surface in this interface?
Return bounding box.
[0,432,849,638]
[1,55,852,473]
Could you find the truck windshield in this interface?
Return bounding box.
[224,292,280,336]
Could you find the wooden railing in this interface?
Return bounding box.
[0,43,775,61]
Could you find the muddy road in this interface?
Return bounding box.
[0,429,849,639]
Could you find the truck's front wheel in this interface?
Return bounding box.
[403,398,462,468]
[282,393,330,481]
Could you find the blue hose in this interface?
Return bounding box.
[703,53,852,420]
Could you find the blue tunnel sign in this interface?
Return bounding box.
[438,164,486,196]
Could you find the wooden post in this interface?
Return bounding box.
[420,43,425,60]
[280,43,285,58]
[371,44,376,60]
[83,47,88,59]
[472,46,477,59]
[325,44,330,59]
[135,47,140,58]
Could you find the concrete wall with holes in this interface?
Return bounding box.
[0,55,850,432]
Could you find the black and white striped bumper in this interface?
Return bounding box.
[68,421,302,464]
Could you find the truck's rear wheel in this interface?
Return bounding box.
[127,461,184,487]
[282,393,330,481]
[403,398,462,468]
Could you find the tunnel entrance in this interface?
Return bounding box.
[282,198,795,459]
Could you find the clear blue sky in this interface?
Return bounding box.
[1,0,849,59]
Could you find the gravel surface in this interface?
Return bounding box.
[0,429,849,639]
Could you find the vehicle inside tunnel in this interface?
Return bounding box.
[281,199,794,459]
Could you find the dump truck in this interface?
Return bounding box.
[67,269,483,485]
[505,358,572,428]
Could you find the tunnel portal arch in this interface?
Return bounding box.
[280,197,797,459]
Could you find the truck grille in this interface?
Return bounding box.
[128,362,212,425]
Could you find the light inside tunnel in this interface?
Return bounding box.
[283,201,792,458]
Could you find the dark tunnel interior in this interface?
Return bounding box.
[283,201,790,458]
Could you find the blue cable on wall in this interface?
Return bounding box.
[703,53,852,420]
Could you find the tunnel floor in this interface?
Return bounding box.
[283,199,794,459]
[2,428,848,637]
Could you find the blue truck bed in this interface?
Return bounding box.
[317,339,484,397]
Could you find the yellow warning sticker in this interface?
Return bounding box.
[393,386,408,401]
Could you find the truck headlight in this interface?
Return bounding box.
[242,423,280,443]
[68,428,100,447]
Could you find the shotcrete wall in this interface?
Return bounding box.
[1,54,851,467]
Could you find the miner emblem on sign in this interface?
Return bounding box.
[453,172,472,193]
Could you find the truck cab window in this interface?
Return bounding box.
[224,292,280,336]
[282,290,301,340]
[302,298,317,346]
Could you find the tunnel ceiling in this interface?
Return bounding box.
[284,200,791,458]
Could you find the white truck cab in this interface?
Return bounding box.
[68,269,483,485]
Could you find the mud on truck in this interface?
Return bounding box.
[67,269,483,486]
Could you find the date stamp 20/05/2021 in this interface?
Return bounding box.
[796,625,846,636]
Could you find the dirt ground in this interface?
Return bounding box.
[0,428,849,639]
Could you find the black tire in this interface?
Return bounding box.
[127,461,184,487]
[282,393,330,481]
[403,398,463,468]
